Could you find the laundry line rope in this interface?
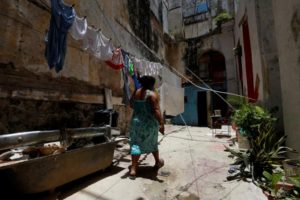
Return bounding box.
[73,0,253,111]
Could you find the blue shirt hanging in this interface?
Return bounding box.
[45,0,75,73]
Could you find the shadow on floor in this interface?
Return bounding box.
[9,165,124,200]
[121,165,164,183]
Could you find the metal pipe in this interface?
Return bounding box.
[68,127,109,139]
[0,126,111,151]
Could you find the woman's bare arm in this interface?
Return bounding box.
[149,92,164,134]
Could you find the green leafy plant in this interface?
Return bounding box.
[227,96,247,109]
[213,12,233,26]
[226,123,293,180]
[289,174,300,199]
[231,103,276,138]
[262,172,300,199]
[262,171,284,197]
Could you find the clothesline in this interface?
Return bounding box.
[69,13,165,78]
[65,2,243,110]
[45,0,252,113]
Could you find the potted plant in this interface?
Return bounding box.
[225,123,292,180]
[231,103,276,149]
[283,159,300,183]
[262,171,300,200]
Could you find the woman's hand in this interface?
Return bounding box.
[159,124,165,135]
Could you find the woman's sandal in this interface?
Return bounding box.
[129,168,136,179]
[154,159,164,170]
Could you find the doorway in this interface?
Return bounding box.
[211,92,228,118]
[197,92,208,126]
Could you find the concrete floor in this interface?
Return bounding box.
[29,125,267,200]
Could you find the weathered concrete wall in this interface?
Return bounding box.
[272,0,300,154]
[234,0,264,102]
[184,21,215,39]
[0,98,99,133]
[256,0,283,130]
[203,21,237,94]
[234,0,283,130]
[168,7,183,39]
[165,42,187,75]
[0,0,172,134]
[184,21,237,94]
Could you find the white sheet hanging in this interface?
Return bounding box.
[159,82,184,116]
[161,67,181,87]
[82,26,101,52]
[94,31,114,60]
[132,58,162,76]
[69,15,88,40]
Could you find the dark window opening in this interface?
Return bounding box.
[128,0,151,47]
[198,50,226,83]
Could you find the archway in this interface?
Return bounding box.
[198,50,226,83]
[197,50,228,126]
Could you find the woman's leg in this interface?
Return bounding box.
[152,151,160,164]
[130,155,140,176]
[152,151,164,168]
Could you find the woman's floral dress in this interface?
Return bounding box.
[129,90,159,155]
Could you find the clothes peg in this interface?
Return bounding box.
[71,4,75,7]
[97,28,101,32]
[83,16,87,19]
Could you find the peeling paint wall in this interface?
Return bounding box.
[0,0,172,134]
[183,21,237,94]
[234,0,283,130]
[234,0,262,102]
[272,0,300,154]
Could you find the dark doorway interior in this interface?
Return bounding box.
[197,92,208,126]
[198,50,226,83]
[212,92,228,118]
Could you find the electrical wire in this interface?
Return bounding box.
[169,66,235,109]
[94,0,122,47]
[73,0,253,110]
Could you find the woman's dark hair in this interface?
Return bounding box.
[139,76,156,90]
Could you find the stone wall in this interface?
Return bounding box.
[0,98,99,134]
[234,0,283,130]
[0,0,179,134]
[273,0,300,154]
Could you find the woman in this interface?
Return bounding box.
[129,75,165,177]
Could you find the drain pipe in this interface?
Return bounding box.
[0,126,111,151]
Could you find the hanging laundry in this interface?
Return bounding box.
[69,15,87,40]
[105,48,124,70]
[82,26,101,53]
[121,68,131,105]
[128,59,134,76]
[121,50,134,76]
[45,0,75,73]
[120,49,132,105]
[159,82,184,116]
[133,58,145,75]
[133,58,162,76]
[132,73,141,90]
[94,31,114,60]
[161,66,181,87]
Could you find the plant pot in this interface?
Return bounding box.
[236,129,250,149]
[275,181,294,191]
[283,159,300,183]
[231,123,237,131]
